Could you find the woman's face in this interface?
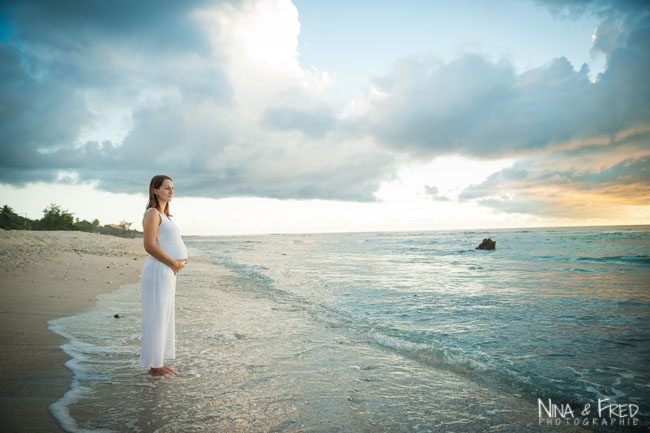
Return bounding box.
[156,179,174,202]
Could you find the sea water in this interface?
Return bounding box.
[49,226,650,432]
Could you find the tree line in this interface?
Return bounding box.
[0,203,141,238]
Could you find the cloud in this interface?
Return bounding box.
[0,0,648,217]
[0,0,395,201]
[352,2,649,217]
[534,0,648,19]
[262,89,337,137]
[0,0,217,53]
[359,11,649,160]
[0,41,91,169]
[423,185,450,201]
[424,185,439,195]
[458,147,650,218]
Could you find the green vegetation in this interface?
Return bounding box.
[0,203,141,238]
[1,205,32,230]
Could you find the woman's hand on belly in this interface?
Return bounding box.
[171,259,187,275]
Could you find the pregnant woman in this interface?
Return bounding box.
[140,174,188,376]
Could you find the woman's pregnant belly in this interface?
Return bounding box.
[160,239,188,261]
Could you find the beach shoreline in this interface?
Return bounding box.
[0,230,148,432]
[1,229,641,432]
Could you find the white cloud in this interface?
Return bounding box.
[195,0,331,107]
[376,156,509,201]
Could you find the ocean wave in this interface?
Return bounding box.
[364,327,642,412]
[363,327,576,404]
[534,254,650,266]
[575,255,650,266]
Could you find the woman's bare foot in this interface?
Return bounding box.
[149,366,177,376]
[148,365,179,376]
[149,367,167,376]
[162,365,179,376]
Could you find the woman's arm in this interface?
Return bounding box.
[143,210,185,275]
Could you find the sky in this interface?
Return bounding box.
[0,0,649,235]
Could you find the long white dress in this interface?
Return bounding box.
[139,207,188,368]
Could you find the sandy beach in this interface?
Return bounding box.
[0,230,147,432]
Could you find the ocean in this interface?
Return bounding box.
[49,226,650,432]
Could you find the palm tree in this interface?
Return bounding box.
[1,205,20,229]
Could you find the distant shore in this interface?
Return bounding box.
[0,230,146,432]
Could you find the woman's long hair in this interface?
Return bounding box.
[146,174,173,217]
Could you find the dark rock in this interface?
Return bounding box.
[113,313,120,319]
[476,238,496,250]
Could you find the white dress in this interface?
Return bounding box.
[139,207,188,368]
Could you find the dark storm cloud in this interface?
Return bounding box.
[534,0,649,18]
[0,0,231,164]
[0,29,232,193]
[535,0,650,62]
[0,0,395,201]
[0,42,91,167]
[0,0,220,52]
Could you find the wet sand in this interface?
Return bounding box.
[0,230,146,432]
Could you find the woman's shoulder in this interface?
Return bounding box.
[143,207,163,225]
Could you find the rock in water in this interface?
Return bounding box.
[476,238,496,250]
[113,313,120,319]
